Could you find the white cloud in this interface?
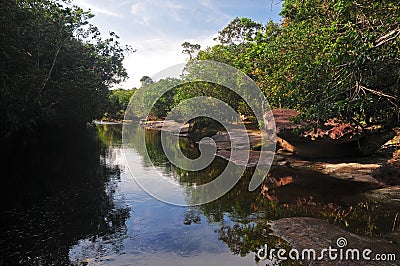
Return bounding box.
[130,2,150,24]
[116,33,218,89]
[130,0,187,25]
[130,3,141,14]
[73,0,282,89]
[198,0,212,9]
[118,41,184,89]
[165,1,184,10]
[74,0,123,18]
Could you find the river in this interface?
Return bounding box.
[0,123,398,265]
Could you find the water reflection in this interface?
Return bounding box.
[0,126,129,265]
[2,124,398,265]
[135,126,398,236]
[119,124,399,263]
[72,124,260,265]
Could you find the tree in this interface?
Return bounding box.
[105,89,136,120]
[143,78,180,118]
[140,76,153,87]
[274,0,400,128]
[214,17,264,44]
[191,2,400,130]
[186,18,268,118]
[181,42,201,60]
[0,0,132,138]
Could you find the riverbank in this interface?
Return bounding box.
[140,120,400,186]
[269,217,399,265]
[93,119,123,125]
[139,120,400,264]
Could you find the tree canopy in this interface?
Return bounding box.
[104,88,136,121]
[181,1,399,130]
[0,0,132,138]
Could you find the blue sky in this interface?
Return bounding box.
[72,0,283,88]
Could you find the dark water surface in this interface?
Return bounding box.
[0,124,398,265]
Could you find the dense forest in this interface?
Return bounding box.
[0,1,399,263]
[2,0,399,139]
[142,0,399,132]
[0,0,132,140]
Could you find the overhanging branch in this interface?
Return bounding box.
[374,28,400,48]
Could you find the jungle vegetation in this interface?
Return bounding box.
[0,0,132,139]
[2,0,399,138]
[144,0,399,131]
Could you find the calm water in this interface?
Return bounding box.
[0,124,398,265]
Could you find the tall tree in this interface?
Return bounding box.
[274,0,400,127]
[191,2,400,129]
[181,42,201,60]
[214,17,264,44]
[0,0,132,138]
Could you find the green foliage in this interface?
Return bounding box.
[105,89,135,120]
[174,81,241,115]
[146,78,180,118]
[0,0,132,138]
[127,77,180,120]
[191,2,400,129]
[214,17,264,44]
[181,42,201,60]
[276,0,400,127]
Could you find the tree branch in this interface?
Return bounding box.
[374,28,400,48]
[359,84,397,101]
[39,37,67,96]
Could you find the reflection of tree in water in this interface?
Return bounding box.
[0,126,130,265]
[217,220,299,265]
[125,126,399,261]
[185,164,399,262]
[126,125,202,182]
[96,123,124,147]
[183,207,201,225]
[199,169,399,264]
[189,167,299,264]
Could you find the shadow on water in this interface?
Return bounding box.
[0,125,129,265]
[126,125,399,263]
[1,124,398,265]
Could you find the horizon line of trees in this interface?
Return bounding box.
[4,0,399,139]
[136,0,399,132]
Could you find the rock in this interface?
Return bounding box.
[277,129,395,159]
[142,120,190,134]
[373,147,400,185]
[365,186,400,206]
[265,109,396,158]
[269,217,399,265]
[216,149,274,167]
[264,108,299,132]
[274,149,387,185]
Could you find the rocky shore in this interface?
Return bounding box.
[141,120,399,186]
[269,217,399,265]
[142,120,400,264]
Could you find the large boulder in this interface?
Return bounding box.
[265,109,396,158]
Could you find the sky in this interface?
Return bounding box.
[71,0,283,88]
